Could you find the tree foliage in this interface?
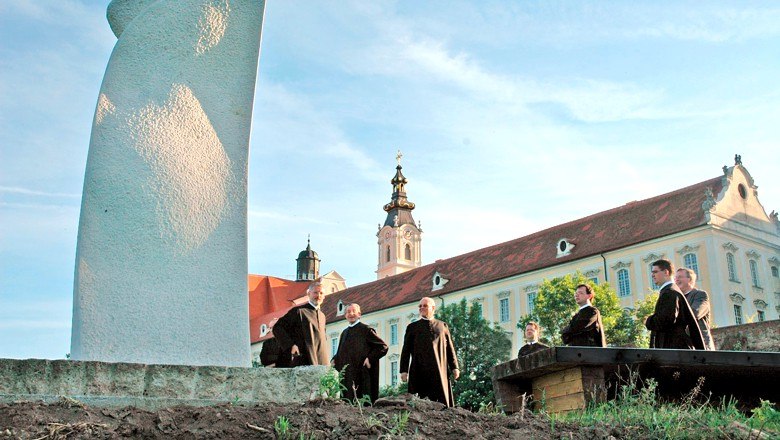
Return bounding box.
[437,298,512,410]
[517,272,654,347]
[609,292,658,348]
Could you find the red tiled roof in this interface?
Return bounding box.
[322,175,725,323]
[248,275,310,343]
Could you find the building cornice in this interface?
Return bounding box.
[729,292,746,304]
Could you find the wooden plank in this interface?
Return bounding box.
[534,378,584,400]
[544,393,585,413]
[532,367,582,388]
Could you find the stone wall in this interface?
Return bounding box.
[711,320,780,351]
[0,359,328,410]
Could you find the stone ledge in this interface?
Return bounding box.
[0,358,328,410]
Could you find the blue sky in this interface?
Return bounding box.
[1,0,779,360]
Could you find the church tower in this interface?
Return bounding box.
[376,151,422,279]
[296,236,320,281]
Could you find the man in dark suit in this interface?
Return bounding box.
[645,259,705,349]
[561,284,607,347]
[272,281,329,366]
[400,297,460,407]
[517,321,549,357]
[675,267,715,350]
[331,303,388,403]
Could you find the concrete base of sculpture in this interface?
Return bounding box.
[0,359,328,411]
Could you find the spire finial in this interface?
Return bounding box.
[396,149,403,166]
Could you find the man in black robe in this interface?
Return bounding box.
[272,281,328,366]
[675,267,716,350]
[646,259,705,349]
[331,303,388,403]
[400,297,460,407]
[517,321,549,357]
[561,284,607,347]
[259,333,288,367]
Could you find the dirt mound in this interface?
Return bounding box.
[0,395,629,439]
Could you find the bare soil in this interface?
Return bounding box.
[0,394,640,440]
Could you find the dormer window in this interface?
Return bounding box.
[557,239,575,257]
[432,271,449,291]
[260,324,268,336]
[336,300,346,316]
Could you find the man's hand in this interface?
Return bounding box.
[363,358,371,369]
[400,373,408,382]
[291,345,300,356]
[452,369,460,380]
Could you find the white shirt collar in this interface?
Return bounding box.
[308,301,320,310]
[348,320,360,327]
[660,280,674,290]
[578,302,591,311]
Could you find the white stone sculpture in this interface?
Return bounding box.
[71,0,265,367]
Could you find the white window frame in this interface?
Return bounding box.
[390,323,398,345]
[617,268,631,297]
[734,304,743,325]
[499,297,510,323]
[727,253,738,281]
[683,253,699,277]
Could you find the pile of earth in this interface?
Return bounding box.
[0,394,728,439]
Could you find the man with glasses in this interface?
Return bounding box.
[400,297,460,407]
[645,259,704,349]
[675,267,716,350]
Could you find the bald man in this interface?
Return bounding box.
[331,303,388,403]
[400,297,460,407]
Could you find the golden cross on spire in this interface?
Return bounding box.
[396,149,403,166]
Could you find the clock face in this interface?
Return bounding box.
[403,230,412,239]
[384,231,391,239]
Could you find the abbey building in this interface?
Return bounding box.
[320,155,780,389]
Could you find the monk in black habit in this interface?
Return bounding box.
[331,303,388,403]
[272,281,329,366]
[517,321,549,357]
[645,259,705,349]
[561,284,607,347]
[400,297,460,407]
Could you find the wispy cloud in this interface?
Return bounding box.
[0,186,80,198]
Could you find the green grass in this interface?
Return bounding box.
[554,372,779,439]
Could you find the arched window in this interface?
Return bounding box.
[617,269,631,297]
[385,246,391,262]
[404,243,411,260]
[727,253,738,281]
[683,253,699,276]
[749,259,760,287]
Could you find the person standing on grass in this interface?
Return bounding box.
[561,284,607,347]
[400,297,460,407]
[645,259,704,349]
[331,303,388,403]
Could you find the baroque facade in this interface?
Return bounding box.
[321,156,780,389]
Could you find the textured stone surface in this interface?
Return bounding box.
[71,0,266,367]
[0,359,326,410]
[712,320,780,351]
